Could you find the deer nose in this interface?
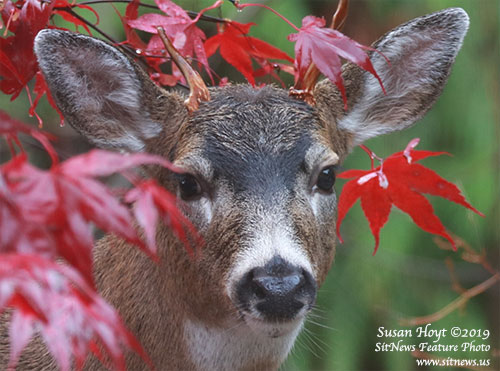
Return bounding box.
[236,256,317,321]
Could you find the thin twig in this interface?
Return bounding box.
[399,273,500,326]
[435,235,498,275]
[55,8,138,56]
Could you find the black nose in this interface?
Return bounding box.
[236,256,317,321]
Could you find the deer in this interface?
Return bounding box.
[0,6,469,371]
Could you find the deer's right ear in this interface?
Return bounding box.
[315,8,469,149]
[35,29,186,152]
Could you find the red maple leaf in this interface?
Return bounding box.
[288,15,386,109]
[127,0,222,80]
[204,21,293,86]
[0,110,56,159]
[336,139,484,254]
[114,0,179,87]
[115,0,147,52]
[125,179,200,257]
[52,0,100,35]
[30,71,65,126]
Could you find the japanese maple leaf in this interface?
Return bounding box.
[336,139,484,254]
[0,110,56,160]
[2,155,138,282]
[114,0,179,87]
[1,126,197,370]
[204,21,294,86]
[127,0,222,80]
[0,150,185,283]
[0,254,151,371]
[29,71,65,126]
[0,0,96,124]
[288,15,385,109]
[52,0,100,35]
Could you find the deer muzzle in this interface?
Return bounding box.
[234,255,317,336]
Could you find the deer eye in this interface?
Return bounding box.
[315,166,336,193]
[179,174,202,200]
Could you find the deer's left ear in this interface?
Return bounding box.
[315,7,469,148]
[34,29,187,153]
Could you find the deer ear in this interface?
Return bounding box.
[34,29,185,152]
[315,8,469,148]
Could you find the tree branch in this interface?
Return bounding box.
[77,0,226,23]
[399,273,500,326]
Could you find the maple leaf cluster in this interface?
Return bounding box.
[0,0,99,125]
[125,0,222,85]
[0,254,150,370]
[204,21,294,87]
[1,0,385,113]
[122,0,301,88]
[0,111,197,369]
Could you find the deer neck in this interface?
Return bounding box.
[184,318,301,371]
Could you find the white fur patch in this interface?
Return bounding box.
[184,318,302,371]
[306,185,337,221]
[199,197,213,223]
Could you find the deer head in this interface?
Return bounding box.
[33,7,468,370]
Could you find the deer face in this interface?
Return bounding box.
[169,86,343,337]
[34,7,468,366]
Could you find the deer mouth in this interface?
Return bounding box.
[240,313,306,338]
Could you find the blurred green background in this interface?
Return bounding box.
[1,0,498,370]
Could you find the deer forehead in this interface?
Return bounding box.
[173,85,340,192]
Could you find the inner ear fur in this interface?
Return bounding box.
[314,7,469,148]
[35,29,187,153]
